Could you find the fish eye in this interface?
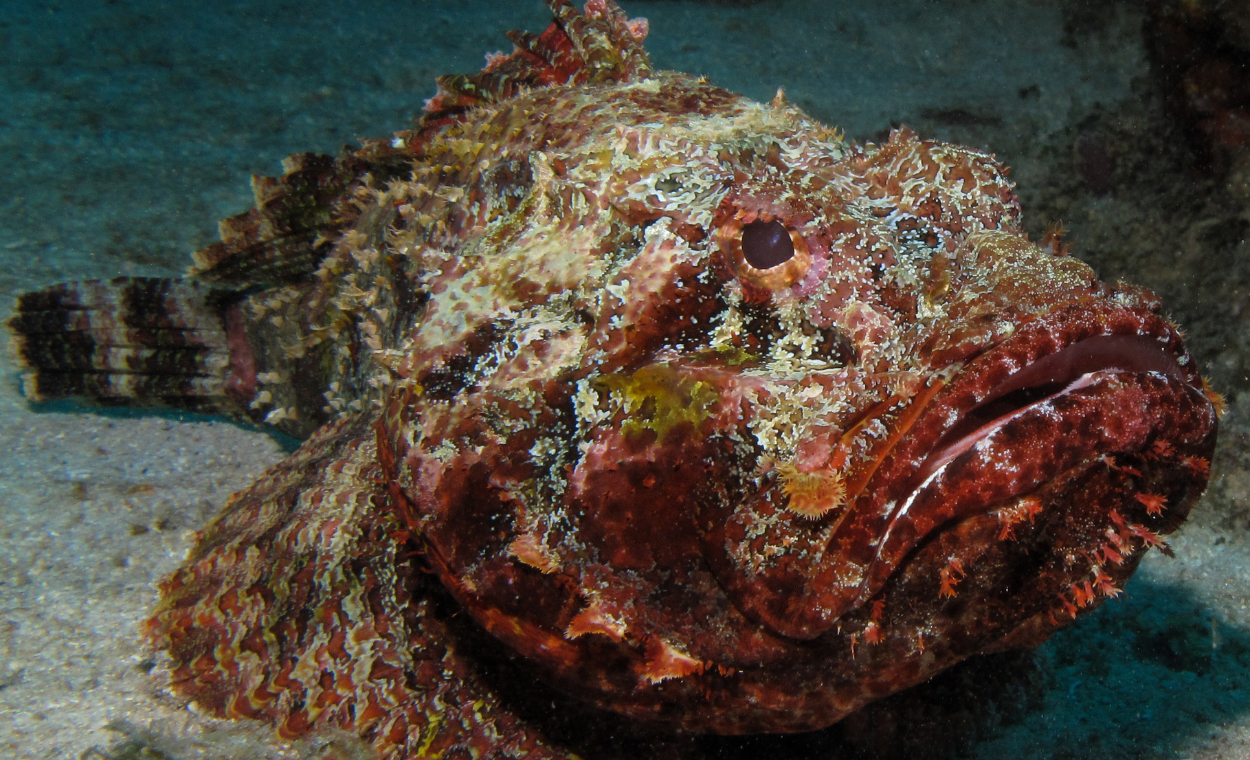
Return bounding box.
[719,215,811,291]
[741,220,794,269]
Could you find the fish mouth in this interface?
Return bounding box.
[856,304,1218,604]
[915,333,1187,484]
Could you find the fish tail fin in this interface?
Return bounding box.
[9,147,384,438]
[7,277,255,418]
[6,149,362,414]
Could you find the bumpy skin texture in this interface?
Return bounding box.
[7,2,1219,758]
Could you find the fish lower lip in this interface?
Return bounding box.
[860,369,1208,601]
[852,328,1215,605]
[916,334,1187,484]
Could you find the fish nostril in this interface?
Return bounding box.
[741,220,795,269]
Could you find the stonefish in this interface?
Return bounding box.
[8,1,1220,758]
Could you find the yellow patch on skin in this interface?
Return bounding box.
[777,462,846,518]
[598,364,718,442]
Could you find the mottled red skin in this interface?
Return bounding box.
[395,302,1213,734]
[102,1,1219,757]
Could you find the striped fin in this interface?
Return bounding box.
[550,0,651,83]
[8,278,249,415]
[188,152,369,288]
[199,1,654,256]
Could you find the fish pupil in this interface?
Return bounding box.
[741,220,794,269]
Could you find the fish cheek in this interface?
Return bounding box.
[412,401,579,643]
[565,364,733,573]
[695,470,855,641]
[566,428,711,572]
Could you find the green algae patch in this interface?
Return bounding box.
[598,364,718,442]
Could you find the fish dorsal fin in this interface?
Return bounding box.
[185,4,651,292]
[351,2,650,166]
[187,152,374,287]
[194,2,651,287]
[418,0,651,127]
[541,0,652,84]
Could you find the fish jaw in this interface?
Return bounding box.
[853,300,1215,607]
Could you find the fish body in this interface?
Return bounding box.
[7,1,1218,757]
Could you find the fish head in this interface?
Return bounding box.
[395,85,1218,732]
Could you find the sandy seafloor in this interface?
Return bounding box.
[3,0,1250,758]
